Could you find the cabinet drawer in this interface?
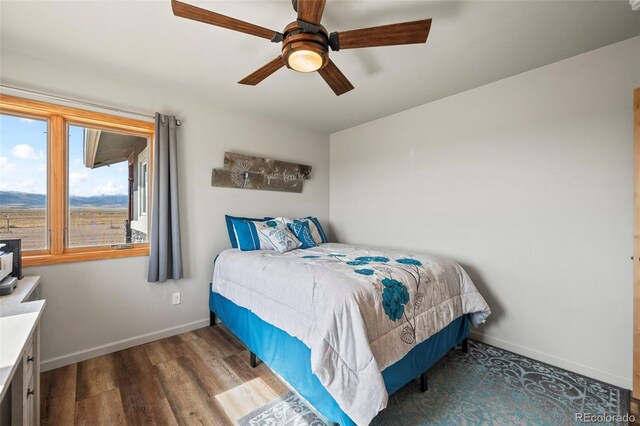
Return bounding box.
[23,336,35,384]
[23,372,35,426]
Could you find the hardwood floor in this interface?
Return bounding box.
[40,325,290,425]
[631,397,640,425]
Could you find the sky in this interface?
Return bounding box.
[0,114,129,197]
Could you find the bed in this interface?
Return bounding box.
[210,243,491,425]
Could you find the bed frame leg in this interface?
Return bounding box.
[461,338,468,353]
[420,373,428,393]
[210,311,216,327]
[250,352,259,368]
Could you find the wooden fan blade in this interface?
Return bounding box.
[238,57,285,85]
[172,0,277,40]
[318,60,354,96]
[297,0,326,26]
[336,19,431,50]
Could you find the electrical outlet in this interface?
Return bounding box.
[172,292,181,305]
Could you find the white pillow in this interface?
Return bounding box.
[266,217,292,228]
[258,224,301,253]
[251,221,278,251]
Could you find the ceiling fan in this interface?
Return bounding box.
[171,0,432,96]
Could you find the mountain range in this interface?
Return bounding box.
[0,191,128,207]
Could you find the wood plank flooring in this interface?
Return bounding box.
[40,325,290,425]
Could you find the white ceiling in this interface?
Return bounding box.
[1,1,639,133]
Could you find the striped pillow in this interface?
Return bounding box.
[306,217,328,244]
[230,218,277,251]
[284,217,328,245]
[225,215,272,248]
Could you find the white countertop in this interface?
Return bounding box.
[0,276,45,401]
[0,276,42,316]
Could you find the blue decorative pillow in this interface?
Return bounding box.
[225,215,271,248]
[290,217,328,245]
[228,217,277,251]
[288,220,317,249]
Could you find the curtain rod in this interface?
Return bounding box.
[0,84,182,126]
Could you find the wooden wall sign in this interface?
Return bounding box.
[212,152,312,193]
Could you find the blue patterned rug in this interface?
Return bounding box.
[239,340,629,425]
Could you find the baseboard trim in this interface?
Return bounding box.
[471,331,632,390]
[41,318,210,372]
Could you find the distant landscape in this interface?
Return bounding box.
[0,190,127,208]
[0,191,131,250]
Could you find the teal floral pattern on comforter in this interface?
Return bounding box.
[294,252,439,344]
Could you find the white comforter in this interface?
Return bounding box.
[212,243,490,425]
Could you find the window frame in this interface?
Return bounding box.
[141,162,147,214]
[139,150,148,216]
[0,94,154,266]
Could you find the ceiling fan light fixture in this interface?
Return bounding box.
[281,31,328,74]
[287,49,323,72]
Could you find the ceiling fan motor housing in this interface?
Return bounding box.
[281,21,329,72]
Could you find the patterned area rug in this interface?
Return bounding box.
[239,340,629,426]
[238,391,328,426]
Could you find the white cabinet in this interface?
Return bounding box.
[22,326,39,426]
[0,276,44,426]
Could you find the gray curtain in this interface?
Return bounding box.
[148,113,183,282]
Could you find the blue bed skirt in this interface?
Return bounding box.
[210,291,470,425]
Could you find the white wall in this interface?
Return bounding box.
[0,48,330,370]
[330,37,640,389]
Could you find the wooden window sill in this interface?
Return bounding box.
[22,245,149,266]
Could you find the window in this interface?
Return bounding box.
[0,113,49,252]
[0,95,154,265]
[67,124,149,248]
